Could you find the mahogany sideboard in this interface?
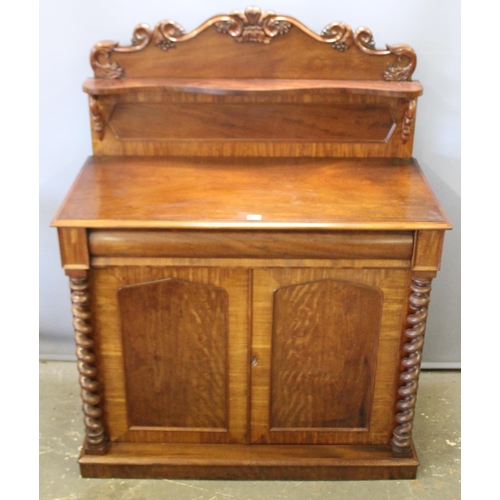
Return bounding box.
[52,7,451,480]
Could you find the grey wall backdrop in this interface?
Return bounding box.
[39,0,461,367]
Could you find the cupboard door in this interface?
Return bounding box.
[91,266,249,444]
[251,268,410,445]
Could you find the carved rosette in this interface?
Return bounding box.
[401,99,417,144]
[391,277,432,455]
[70,276,108,455]
[89,96,104,141]
[88,11,416,81]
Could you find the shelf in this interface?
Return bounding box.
[83,78,423,98]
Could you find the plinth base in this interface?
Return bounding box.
[79,442,419,480]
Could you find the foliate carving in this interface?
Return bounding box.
[127,23,154,49]
[70,276,108,455]
[401,99,417,144]
[154,21,186,51]
[90,41,124,79]
[383,45,418,82]
[353,27,379,53]
[88,12,417,81]
[89,96,104,141]
[90,23,153,79]
[353,27,417,81]
[263,13,293,37]
[321,23,353,51]
[214,6,291,43]
[391,277,432,455]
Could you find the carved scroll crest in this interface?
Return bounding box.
[90,41,124,79]
[384,45,418,82]
[89,8,417,81]
[154,21,186,51]
[353,27,417,81]
[90,23,153,78]
[321,23,353,52]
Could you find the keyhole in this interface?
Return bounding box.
[252,356,258,367]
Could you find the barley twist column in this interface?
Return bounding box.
[391,277,432,456]
[70,275,108,455]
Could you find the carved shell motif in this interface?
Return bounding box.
[90,8,416,81]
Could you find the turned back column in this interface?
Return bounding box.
[391,230,446,456]
[58,227,109,454]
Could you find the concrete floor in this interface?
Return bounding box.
[39,362,460,499]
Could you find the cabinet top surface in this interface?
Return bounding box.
[52,156,450,230]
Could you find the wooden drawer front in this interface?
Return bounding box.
[89,230,413,260]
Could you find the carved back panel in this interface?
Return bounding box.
[90,7,416,81]
[85,7,422,157]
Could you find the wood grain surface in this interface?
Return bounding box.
[94,22,413,81]
[90,257,412,270]
[412,230,445,271]
[86,88,417,157]
[57,228,89,270]
[118,278,228,430]
[270,279,382,430]
[83,78,424,97]
[78,441,418,479]
[250,267,412,445]
[90,266,249,444]
[54,8,452,480]
[88,230,414,260]
[108,102,395,142]
[51,157,451,230]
